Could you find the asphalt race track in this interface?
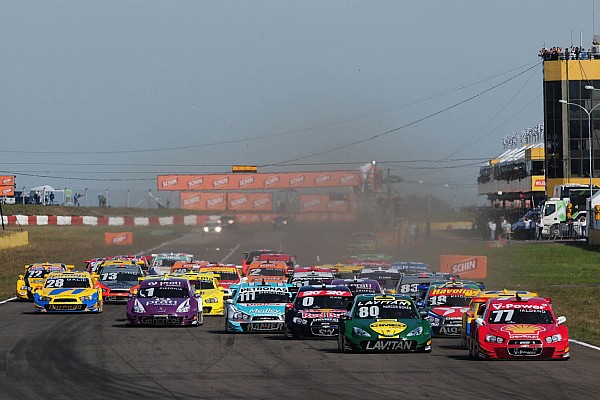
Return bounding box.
[1,224,600,399]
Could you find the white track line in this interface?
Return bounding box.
[220,244,240,264]
[0,297,17,304]
[570,339,600,351]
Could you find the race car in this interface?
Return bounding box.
[149,253,194,275]
[126,277,203,326]
[321,263,366,278]
[288,272,334,294]
[84,258,106,274]
[390,261,432,274]
[224,282,292,333]
[284,285,353,339]
[358,268,402,294]
[184,272,225,316]
[468,296,569,360]
[33,271,103,313]
[347,232,378,253]
[344,254,392,269]
[420,281,481,337]
[256,253,298,276]
[170,260,210,274]
[394,272,454,302]
[199,263,241,297]
[460,289,538,349]
[241,249,282,275]
[94,262,146,303]
[245,261,288,284]
[16,262,72,300]
[330,278,384,297]
[338,294,432,353]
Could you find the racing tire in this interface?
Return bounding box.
[550,224,560,239]
[337,333,346,352]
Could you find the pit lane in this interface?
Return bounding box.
[1,224,599,399]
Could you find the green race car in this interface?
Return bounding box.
[338,294,432,352]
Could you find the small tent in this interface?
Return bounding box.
[29,185,65,205]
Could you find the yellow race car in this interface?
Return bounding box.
[319,263,366,278]
[33,271,103,313]
[460,289,538,349]
[169,272,225,316]
[16,262,74,301]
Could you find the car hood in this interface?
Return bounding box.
[488,323,557,339]
[134,297,192,313]
[234,303,287,315]
[299,309,346,319]
[37,288,98,297]
[352,318,428,337]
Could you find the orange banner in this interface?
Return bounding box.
[0,186,15,196]
[180,192,227,210]
[299,195,328,212]
[440,255,487,279]
[0,176,15,186]
[227,193,273,211]
[104,232,133,246]
[158,171,361,191]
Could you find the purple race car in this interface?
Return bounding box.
[126,277,203,326]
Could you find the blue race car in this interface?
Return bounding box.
[224,282,292,333]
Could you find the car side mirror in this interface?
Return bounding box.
[226,299,234,304]
[556,316,566,325]
[19,274,24,280]
[419,310,429,319]
[475,317,485,326]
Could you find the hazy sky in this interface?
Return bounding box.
[1,1,598,206]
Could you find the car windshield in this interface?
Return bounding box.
[139,286,189,298]
[44,277,91,289]
[26,268,62,279]
[427,294,472,307]
[100,269,140,282]
[190,280,217,290]
[296,295,351,310]
[488,308,555,324]
[344,282,380,295]
[236,290,289,303]
[153,258,184,268]
[211,271,239,281]
[290,278,327,287]
[248,268,285,277]
[353,299,416,319]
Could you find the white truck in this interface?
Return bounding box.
[542,184,598,239]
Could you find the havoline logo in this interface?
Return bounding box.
[451,258,477,274]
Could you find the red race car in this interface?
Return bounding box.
[468,295,569,360]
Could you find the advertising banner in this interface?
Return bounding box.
[440,255,487,279]
[227,192,273,211]
[0,185,15,196]
[0,176,15,186]
[104,232,133,246]
[158,171,361,191]
[299,195,328,212]
[180,192,227,210]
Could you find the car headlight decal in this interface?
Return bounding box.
[133,299,146,314]
[176,299,191,313]
[352,327,371,337]
[406,326,423,337]
[292,317,308,325]
[485,334,504,344]
[205,297,218,304]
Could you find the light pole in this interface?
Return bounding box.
[559,98,600,204]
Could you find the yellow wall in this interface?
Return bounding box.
[526,147,545,160]
[544,60,600,81]
[0,231,29,250]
